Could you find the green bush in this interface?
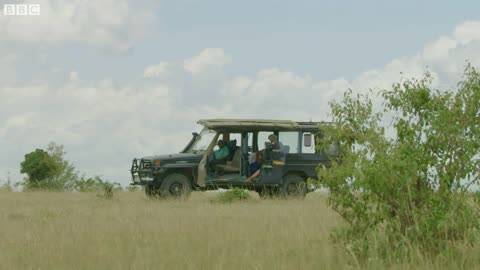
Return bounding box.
[74,175,122,193]
[318,65,480,264]
[96,182,115,199]
[125,185,140,192]
[20,148,61,190]
[0,180,13,192]
[213,188,251,203]
[19,143,78,191]
[19,142,122,192]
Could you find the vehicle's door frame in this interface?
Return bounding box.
[197,132,220,187]
[241,132,250,177]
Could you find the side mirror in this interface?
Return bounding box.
[303,133,312,147]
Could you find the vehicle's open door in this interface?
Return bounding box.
[197,133,220,187]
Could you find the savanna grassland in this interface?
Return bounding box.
[2,191,479,270]
[1,191,342,270]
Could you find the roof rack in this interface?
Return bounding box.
[198,119,332,132]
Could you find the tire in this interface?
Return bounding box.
[145,182,161,198]
[160,173,192,200]
[281,174,307,199]
[257,186,277,199]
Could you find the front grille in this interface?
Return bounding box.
[131,158,152,170]
[131,158,154,182]
[141,159,152,170]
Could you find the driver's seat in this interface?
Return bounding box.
[216,148,241,173]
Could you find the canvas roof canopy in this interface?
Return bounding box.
[198,119,329,132]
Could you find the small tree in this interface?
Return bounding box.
[318,65,480,262]
[20,149,61,189]
[19,142,122,192]
[45,142,78,191]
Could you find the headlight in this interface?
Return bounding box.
[132,174,141,183]
[153,160,161,167]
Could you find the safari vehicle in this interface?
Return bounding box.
[130,119,337,199]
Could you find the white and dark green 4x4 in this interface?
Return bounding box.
[130,119,337,199]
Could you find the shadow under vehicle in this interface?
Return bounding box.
[130,119,337,199]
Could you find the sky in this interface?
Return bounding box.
[1,0,480,185]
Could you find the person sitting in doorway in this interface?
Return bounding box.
[208,140,230,172]
[214,139,230,160]
[245,152,264,182]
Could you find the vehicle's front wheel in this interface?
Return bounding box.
[145,182,161,198]
[281,174,307,199]
[160,173,192,200]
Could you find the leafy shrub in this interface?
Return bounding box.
[0,172,16,192]
[19,142,122,192]
[19,143,78,191]
[0,180,13,192]
[74,175,122,193]
[318,65,480,264]
[96,182,115,199]
[126,185,140,192]
[20,148,61,190]
[213,188,251,203]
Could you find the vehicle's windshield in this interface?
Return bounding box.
[186,128,217,153]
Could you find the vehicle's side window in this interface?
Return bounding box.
[224,132,250,145]
[246,132,253,152]
[302,132,316,154]
[222,132,253,153]
[278,131,300,154]
[227,133,242,145]
[257,132,271,150]
[191,129,217,152]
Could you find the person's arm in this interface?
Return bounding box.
[245,169,260,182]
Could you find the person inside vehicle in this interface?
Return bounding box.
[245,154,261,182]
[267,134,285,161]
[208,139,230,172]
[248,152,264,178]
[245,134,284,182]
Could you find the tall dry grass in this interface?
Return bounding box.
[0,191,479,269]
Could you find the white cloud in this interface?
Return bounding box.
[422,36,457,63]
[0,50,19,83]
[221,76,253,96]
[69,71,79,81]
[184,48,232,75]
[0,0,156,51]
[0,83,49,101]
[453,21,480,45]
[143,62,171,79]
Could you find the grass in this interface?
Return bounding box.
[0,191,479,269]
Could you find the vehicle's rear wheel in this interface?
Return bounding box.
[257,186,277,199]
[281,174,307,199]
[160,173,192,200]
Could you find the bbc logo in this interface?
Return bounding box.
[3,4,41,16]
